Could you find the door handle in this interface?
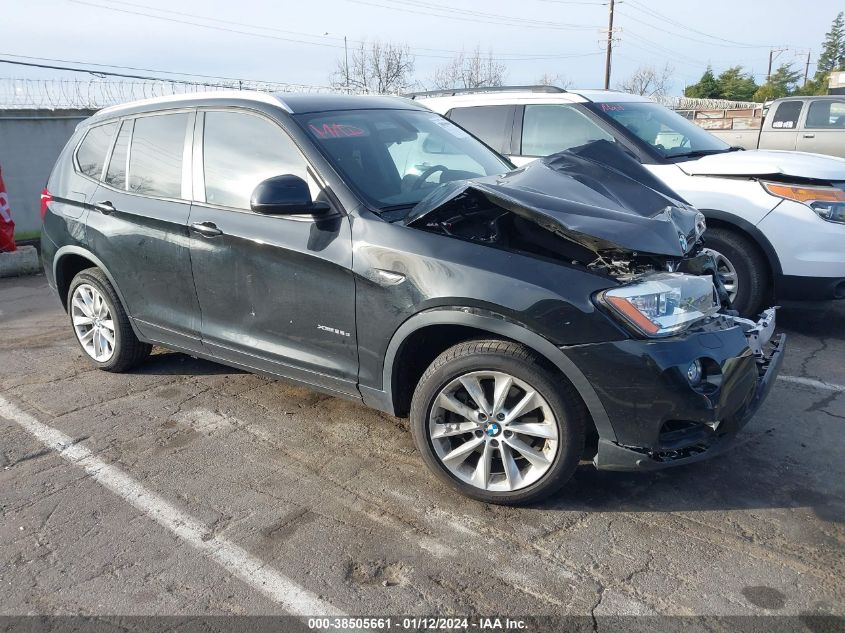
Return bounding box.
[190,221,223,237]
[802,133,816,138]
[93,201,116,215]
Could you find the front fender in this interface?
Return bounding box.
[364,306,616,442]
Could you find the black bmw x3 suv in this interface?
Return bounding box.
[41,92,785,504]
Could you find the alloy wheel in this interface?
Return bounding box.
[428,370,559,492]
[704,248,739,303]
[71,283,116,362]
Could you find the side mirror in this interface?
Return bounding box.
[250,175,331,215]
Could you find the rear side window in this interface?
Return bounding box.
[447,106,512,152]
[770,101,803,129]
[522,104,614,156]
[76,122,117,179]
[202,111,310,209]
[104,120,132,189]
[806,100,845,129]
[128,113,189,198]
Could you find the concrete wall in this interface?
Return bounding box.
[0,109,93,235]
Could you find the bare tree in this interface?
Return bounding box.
[432,47,507,89]
[617,64,674,97]
[330,40,416,94]
[535,72,572,89]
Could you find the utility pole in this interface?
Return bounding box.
[344,36,350,93]
[767,47,788,81]
[803,50,811,87]
[603,0,615,89]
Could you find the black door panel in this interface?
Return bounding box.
[86,190,201,350]
[86,112,203,351]
[188,109,358,394]
[188,207,357,393]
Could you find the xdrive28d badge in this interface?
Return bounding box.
[41,91,785,504]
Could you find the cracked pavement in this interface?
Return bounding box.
[1,275,843,619]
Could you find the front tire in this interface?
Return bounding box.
[67,268,151,372]
[410,340,586,505]
[704,227,770,318]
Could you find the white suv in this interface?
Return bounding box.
[416,87,845,316]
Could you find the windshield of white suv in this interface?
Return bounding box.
[295,109,512,213]
[594,102,733,159]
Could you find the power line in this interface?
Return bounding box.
[0,57,326,89]
[624,0,778,48]
[70,0,602,60]
[0,53,307,85]
[527,0,605,4]
[346,0,601,30]
[86,0,597,56]
[621,31,712,66]
[616,9,772,51]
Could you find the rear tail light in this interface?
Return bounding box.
[40,188,52,222]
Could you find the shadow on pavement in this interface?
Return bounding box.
[133,350,245,376]
[539,451,844,522]
[777,300,845,340]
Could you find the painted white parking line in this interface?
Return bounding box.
[777,375,845,393]
[0,396,343,617]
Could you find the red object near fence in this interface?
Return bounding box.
[0,166,16,252]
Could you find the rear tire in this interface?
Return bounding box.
[410,340,586,505]
[67,268,151,372]
[704,227,770,318]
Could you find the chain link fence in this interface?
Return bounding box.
[0,78,332,110]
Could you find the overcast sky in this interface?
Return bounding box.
[4,0,843,94]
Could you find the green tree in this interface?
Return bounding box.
[793,76,830,96]
[815,12,845,80]
[753,63,802,101]
[716,66,758,101]
[684,65,720,98]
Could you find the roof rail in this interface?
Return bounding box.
[404,85,567,99]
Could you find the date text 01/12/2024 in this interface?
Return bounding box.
[307,617,528,630]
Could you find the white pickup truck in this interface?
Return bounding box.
[415,87,845,316]
[708,96,845,159]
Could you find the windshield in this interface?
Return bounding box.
[594,102,732,159]
[294,109,511,212]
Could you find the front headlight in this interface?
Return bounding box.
[761,181,845,224]
[598,273,720,337]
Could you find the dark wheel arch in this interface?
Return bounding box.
[367,307,617,445]
[53,246,145,341]
[700,209,782,278]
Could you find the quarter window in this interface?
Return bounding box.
[447,106,512,152]
[104,120,132,189]
[76,122,117,179]
[128,113,189,199]
[806,100,845,129]
[770,101,802,129]
[202,111,311,210]
[522,104,613,156]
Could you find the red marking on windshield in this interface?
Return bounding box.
[601,104,625,112]
[309,123,367,138]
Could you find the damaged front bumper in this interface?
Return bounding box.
[564,308,786,471]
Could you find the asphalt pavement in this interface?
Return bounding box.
[1,274,843,626]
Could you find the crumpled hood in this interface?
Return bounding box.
[405,140,704,258]
[678,149,845,180]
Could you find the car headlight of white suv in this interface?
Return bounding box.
[761,181,845,224]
